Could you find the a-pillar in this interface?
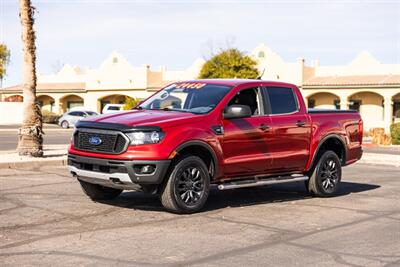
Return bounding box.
[383,97,393,133]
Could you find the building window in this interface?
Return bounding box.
[394,101,400,121]
[258,51,265,58]
[308,99,315,108]
[334,99,340,110]
[67,101,84,110]
[349,100,361,112]
[113,57,118,63]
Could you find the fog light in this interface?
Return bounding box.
[141,165,155,174]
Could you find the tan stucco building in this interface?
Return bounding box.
[1,44,399,132]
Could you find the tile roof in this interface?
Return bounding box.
[303,75,400,86]
[1,83,86,92]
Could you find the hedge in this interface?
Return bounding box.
[390,122,400,145]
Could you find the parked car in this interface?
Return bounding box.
[102,104,124,114]
[58,110,98,129]
[68,79,363,214]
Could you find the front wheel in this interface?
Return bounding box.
[160,155,210,214]
[307,150,342,197]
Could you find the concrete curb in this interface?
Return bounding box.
[0,156,67,169]
[358,153,400,167]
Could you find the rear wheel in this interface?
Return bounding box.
[61,120,69,129]
[78,179,122,200]
[307,150,342,197]
[160,155,210,214]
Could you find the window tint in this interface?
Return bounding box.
[266,87,298,114]
[108,106,121,110]
[69,111,85,116]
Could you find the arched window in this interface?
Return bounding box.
[258,51,265,58]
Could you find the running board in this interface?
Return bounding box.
[217,175,309,190]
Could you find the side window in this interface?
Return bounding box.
[227,87,262,116]
[266,87,298,114]
[70,111,85,117]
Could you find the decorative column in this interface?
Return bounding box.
[53,97,60,114]
[340,96,348,110]
[383,97,393,133]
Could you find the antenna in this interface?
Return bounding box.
[257,68,265,80]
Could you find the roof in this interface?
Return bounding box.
[1,83,86,93]
[181,79,296,87]
[303,75,400,87]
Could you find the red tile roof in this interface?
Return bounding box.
[1,83,86,92]
[303,75,400,86]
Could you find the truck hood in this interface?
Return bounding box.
[84,109,204,129]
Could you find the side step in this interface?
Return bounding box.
[217,175,309,190]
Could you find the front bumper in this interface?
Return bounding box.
[68,154,171,190]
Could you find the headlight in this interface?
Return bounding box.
[125,131,165,145]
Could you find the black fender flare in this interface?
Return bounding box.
[174,140,220,179]
[307,134,347,172]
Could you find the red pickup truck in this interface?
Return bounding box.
[68,79,363,213]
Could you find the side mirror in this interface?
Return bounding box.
[223,105,252,119]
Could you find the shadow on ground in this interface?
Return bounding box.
[96,181,380,213]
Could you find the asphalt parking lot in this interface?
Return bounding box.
[1,163,399,266]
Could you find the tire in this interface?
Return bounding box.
[78,179,122,200]
[61,120,69,129]
[307,150,342,197]
[160,155,210,214]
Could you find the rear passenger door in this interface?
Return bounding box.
[263,87,311,172]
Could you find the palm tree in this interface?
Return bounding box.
[17,0,43,157]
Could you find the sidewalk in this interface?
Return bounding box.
[0,144,68,169]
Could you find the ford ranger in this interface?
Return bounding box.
[68,79,363,213]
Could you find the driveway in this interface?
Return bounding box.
[0,163,399,266]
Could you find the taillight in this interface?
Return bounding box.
[358,119,363,144]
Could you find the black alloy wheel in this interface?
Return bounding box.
[307,150,342,197]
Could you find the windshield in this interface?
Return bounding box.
[139,83,232,114]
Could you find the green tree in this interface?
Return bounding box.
[198,48,259,79]
[123,96,141,110]
[0,43,11,86]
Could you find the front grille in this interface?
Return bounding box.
[74,129,128,154]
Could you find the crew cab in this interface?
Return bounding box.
[68,79,363,213]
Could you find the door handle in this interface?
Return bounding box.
[296,121,306,127]
[259,124,270,131]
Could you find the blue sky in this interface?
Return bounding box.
[1,0,399,87]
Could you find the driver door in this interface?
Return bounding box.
[221,87,273,178]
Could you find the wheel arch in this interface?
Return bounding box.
[173,140,220,180]
[307,134,347,173]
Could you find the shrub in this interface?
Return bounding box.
[390,123,400,145]
[42,110,60,124]
[123,97,141,110]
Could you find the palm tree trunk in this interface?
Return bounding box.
[17,0,43,157]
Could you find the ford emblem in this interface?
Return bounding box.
[88,136,102,145]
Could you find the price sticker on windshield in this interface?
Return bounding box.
[176,83,206,89]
